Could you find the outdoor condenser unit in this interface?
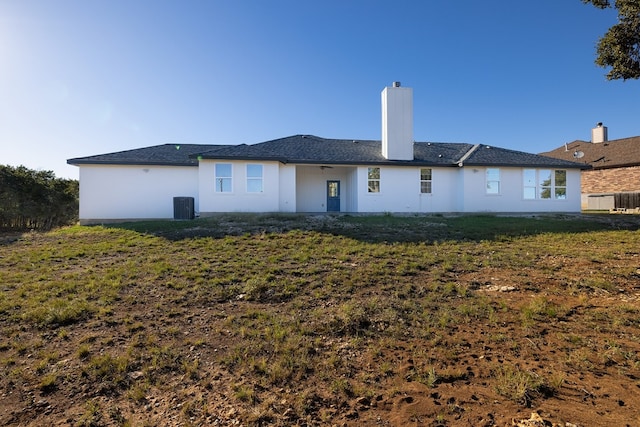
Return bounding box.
[173,197,195,220]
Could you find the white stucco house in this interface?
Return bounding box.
[68,83,587,224]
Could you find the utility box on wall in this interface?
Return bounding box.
[173,197,195,220]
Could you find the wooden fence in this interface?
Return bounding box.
[614,193,640,210]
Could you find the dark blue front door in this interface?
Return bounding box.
[327,181,340,212]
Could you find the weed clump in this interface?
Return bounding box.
[492,365,559,407]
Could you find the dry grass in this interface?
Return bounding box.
[1,213,640,426]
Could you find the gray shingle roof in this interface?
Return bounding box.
[195,135,586,168]
[464,144,589,168]
[67,144,227,166]
[195,135,468,165]
[68,135,587,169]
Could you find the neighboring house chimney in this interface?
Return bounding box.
[591,122,608,143]
[381,82,414,160]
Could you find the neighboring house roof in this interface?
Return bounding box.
[68,135,587,169]
[540,136,640,170]
[67,144,227,167]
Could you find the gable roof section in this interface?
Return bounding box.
[463,144,588,168]
[540,136,640,170]
[67,143,229,167]
[67,135,587,169]
[194,135,585,168]
[195,135,475,166]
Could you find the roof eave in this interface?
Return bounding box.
[194,155,288,163]
[462,162,590,170]
[286,159,460,167]
[193,156,459,166]
[67,160,198,167]
[589,162,640,170]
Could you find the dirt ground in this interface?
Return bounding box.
[2,216,640,426]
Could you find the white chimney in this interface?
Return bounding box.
[591,122,608,143]
[381,82,414,160]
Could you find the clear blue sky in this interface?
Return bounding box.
[1,0,638,179]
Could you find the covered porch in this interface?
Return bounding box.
[295,165,358,213]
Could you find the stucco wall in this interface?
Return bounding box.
[78,165,198,223]
[198,160,281,213]
[459,167,581,212]
[353,166,580,213]
[278,165,297,213]
[355,166,460,213]
[78,162,583,221]
[296,166,354,212]
[582,166,640,194]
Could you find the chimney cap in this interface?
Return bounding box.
[392,81,401,87]
[596,122,603,127]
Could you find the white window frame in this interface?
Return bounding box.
[523,169,537,200]
[368,167,380,193]
[554,170,567,200]
[420,168,432,194]
[523,169,568,200]
[215,163,232,193]
[539,169,553,199]
[486,168,500,195]
[246,164,263,193]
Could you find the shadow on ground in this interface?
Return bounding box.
[102,212,640,244]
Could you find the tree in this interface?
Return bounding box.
[0,165,78,230]
[583,0,640,80]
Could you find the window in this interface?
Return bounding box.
[486,168,500,194]
[246,164,263,193]
[420,168,432,194]
[539,169,552,199]
[368,167,380,193]
[215,163,232,192]
[523,169,537,199]
[523,169,568,200]
[554,170,567,199]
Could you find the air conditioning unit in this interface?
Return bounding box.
[173,197,194,220]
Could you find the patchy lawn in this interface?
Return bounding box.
[1,213,640,426]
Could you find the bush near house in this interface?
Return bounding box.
[0,165,78,231]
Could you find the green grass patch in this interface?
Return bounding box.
[1,214,640,424]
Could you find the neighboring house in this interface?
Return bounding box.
[540,124,640,210]
[68,83,586,224]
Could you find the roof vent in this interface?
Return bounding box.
[392,81,401,88]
